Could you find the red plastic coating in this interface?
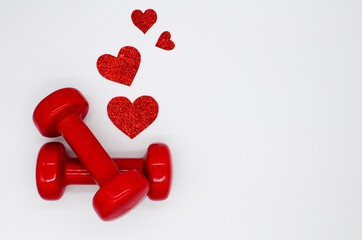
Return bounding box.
[58,114,120,186]
[33,88,149,220]
[36,142,172,201]
[65,158,144,185]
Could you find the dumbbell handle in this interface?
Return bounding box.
[65,158,145,185]
[59,114,120,186]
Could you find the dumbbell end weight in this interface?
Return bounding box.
[36,142,67,200]
[33,88,89,138]
[145,143,172,200]
[93,171,150,221]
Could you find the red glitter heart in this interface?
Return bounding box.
[97,46,141,86]
[107,96,159,139]
[131,9,157,34]
[156,31,175,51]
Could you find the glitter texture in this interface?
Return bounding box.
[107,96,159,139]
[97,46,141,86]
[156,31,175,51]
[131,9,157,34]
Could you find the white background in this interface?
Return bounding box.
[0,0,361,239]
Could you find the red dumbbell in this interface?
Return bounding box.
[37,142,172,201]
[33,88,149,221]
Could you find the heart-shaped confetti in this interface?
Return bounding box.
[131,9,157,34]
[156,31,175,51]
[107,96,159,139]
[97,46,141,86]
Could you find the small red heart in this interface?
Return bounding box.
[156,31,175,51]
[97,46,141,86]
[107,96,159,139]
[131,9,157,34]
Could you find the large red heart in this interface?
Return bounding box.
[97,46,141,86]
[131,9,157,34]
[156,31,175,51]
[107,96,159,139]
